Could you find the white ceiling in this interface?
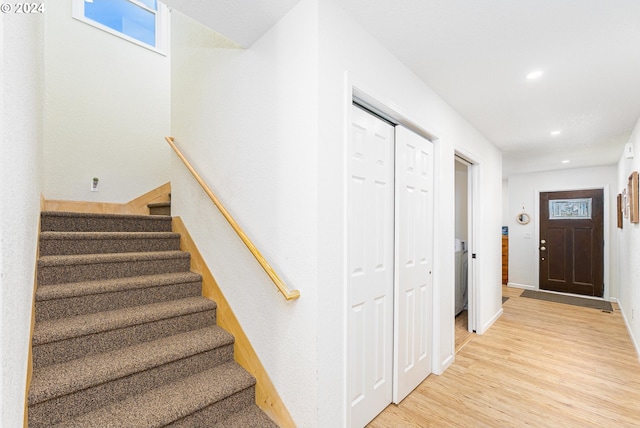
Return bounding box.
[163,0,640,177]
[161,0,301,48]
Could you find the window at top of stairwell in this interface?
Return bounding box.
[72,0,169,55]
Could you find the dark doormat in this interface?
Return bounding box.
[520,290,613,312]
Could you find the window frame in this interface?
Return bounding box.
[72,0,169,55]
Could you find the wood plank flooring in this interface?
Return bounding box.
[455,310,473,353]
[369,286,640,427]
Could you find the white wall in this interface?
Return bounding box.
[170,0,503,426]
[0,10,44,427]
[170,4,320,426]
[43,0,171,202]
[507,165,618,298]
[502,178,509,226]
[317,1,503,425]
[617,119,640,357]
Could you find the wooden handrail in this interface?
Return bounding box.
[165,137,300,301]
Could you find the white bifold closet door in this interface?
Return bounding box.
[393,125,434,404]
[349,105,395,428]
[348,105,434,427]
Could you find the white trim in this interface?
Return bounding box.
[155,3,170,55]
[454,148,481,336]
[477,308,503,335]
[431,135,447,375]
[352,87,440,141]
[439,353,454,374]
[71,0,169,56]
[454,149,483,338]
[617,300,640,362]
[128,0,156,13]
[341,72,351,428]
[507,282,535,290]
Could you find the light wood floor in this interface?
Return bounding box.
[369,286,640,427]
[455,310,473,353]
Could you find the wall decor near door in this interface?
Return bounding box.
[628,171,639,223]
[516,212,530,224]
[539,189,604,297]
[617,193,623,229]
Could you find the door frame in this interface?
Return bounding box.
[533,184,611,300]
[454,151,479,334]
[347,86,441,426]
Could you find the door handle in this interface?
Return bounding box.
[540,239,546,244]
[540,246,546,251]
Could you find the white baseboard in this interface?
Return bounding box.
[477,308,503,335]
[506,282,534,290]
[617,299,640,363]
[438,353,454,375]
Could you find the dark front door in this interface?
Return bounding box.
[539,189,604,297]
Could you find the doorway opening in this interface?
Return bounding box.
[454,155,476,352]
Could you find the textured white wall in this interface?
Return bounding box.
[43,0,171,203]
[507,165,618,298]
[170,0,503,426]
[0,10,44,427]
[617,119,640,357]
[170,4,319,426]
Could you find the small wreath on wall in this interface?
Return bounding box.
[516,212,531,225]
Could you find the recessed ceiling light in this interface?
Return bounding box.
[550,130,561,136]
[561,160,570,164]
[526,70,544,80]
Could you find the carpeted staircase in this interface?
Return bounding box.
[28,211,278,427]
[148,192,171,216]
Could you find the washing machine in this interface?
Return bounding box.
[454,239,468,316]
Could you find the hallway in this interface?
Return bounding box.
[369,286,640,427]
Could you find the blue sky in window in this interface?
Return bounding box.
[85,0,156,46]
[137,0,157,10]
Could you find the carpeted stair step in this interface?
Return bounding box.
[30,211,277,427]
[35,272,203,321]
[50,361,267,428]
[28,326,236,428]
[32,296,216,368]
[215,404,279,428]
[148,201,172,216]
[41,211,172,233]
[37,250,191,286]
[39,231,181,256]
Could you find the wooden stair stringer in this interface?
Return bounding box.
[172,217,296,428]
[43,182,171,216]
